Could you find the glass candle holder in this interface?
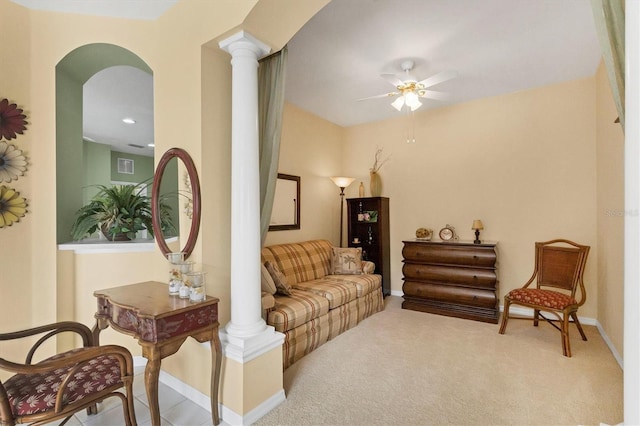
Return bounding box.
[178,261,194,297]
[185,271,206,303]
[167,252,185,264]
[167,252,186,295]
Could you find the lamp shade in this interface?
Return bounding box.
[404,92,422,111]
[330,176,355,188]
[391,97,405,111]
[471,219,484,230]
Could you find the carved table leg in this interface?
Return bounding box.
[144,351,162,426]
[210,326,222,425]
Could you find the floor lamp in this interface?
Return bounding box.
[330,176,355,247]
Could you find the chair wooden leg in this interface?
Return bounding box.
[533,309,540,327]
[499,298,510,334]
[126,390,137,426]
[114,391,136,426]
[562,314,571,357]
[571,312,588,341]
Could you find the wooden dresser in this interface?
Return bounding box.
[401,240,499,323]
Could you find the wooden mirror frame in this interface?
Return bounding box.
[152,148,201,259]
[269,173,301,231]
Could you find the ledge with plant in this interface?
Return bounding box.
[70,182,176,242]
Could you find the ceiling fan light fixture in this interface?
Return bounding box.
[405,92,422,111]
[391,97,405,111]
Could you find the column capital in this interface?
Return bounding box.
[219,30,271,59]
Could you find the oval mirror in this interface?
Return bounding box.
[152,148,201,259]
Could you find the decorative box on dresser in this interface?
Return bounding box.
[347,197,390,296]
[401,240,499,323]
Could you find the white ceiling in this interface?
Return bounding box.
[13,0,602,154]
[82,66,155,157]
[287,0,601,127]
[10,0,178,20]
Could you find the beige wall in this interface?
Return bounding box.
[595,61,625,355]
[272,68,623,357]
[0,0,33,366]
[0,0,625,413]
[0,0,32,335]
[341,77,599,317]
[0,0,328,409]
[264,103,344,246]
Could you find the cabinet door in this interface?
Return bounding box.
[347,197,390,295]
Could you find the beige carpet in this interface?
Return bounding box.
[255,296,622,426]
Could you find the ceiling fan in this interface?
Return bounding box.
[360,60,458,112]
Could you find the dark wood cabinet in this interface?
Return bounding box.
[401,240,499,323]
[347,197,390,296]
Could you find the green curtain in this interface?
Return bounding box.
[258,46,288,246]
[591,0,625,130]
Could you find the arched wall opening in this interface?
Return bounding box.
[55,43,177,244]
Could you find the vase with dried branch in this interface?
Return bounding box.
[369,147,390,197]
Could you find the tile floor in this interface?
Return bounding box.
[43,367,220,426]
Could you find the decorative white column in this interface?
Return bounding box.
[218,31,284,363]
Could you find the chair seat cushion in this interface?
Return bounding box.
[4,348,123,416]
[507,288,577,310]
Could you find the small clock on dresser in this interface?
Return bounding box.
[438,224,457,241]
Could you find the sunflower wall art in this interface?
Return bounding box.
[0,142,28,183]
[0,185,27,227]
[0,98,28,141]
[0,97,29,228]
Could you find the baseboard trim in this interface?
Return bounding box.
[391,296,622,367]
[596,320,624,369]
[133,356,212,412]
[133,356,287,424]
[220,389,286,425]
[501,306,624,369]
[501,304,596,326]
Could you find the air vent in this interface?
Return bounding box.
[128,143,145,149]
[117,158,134,174]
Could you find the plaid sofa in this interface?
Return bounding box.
[261,239,384,369]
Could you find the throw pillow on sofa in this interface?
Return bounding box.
[261,263,277,294]
[331,247,363,275]
[264,261,292,295]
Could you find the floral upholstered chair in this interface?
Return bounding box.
[0,321,137,425]
[499,239,590,357]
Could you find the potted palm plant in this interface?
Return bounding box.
[70,182,176,241]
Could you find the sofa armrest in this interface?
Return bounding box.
[362,261,376,274]
[261,291,276,321]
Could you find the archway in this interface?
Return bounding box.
[55,43,172,243]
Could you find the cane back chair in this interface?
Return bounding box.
[0,321,137,425]
[498,239,590,357]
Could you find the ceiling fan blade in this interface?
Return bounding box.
[357,92,399,101]
[381,73,404,87]
[417,70,458,88]
[418,90,451,101]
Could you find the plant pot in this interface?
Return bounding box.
[101,225,131,241]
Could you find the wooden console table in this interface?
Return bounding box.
[92,281,221,426]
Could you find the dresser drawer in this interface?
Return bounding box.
[402,281,497,309]
[402,243,496,267]
[402,263,496,288]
